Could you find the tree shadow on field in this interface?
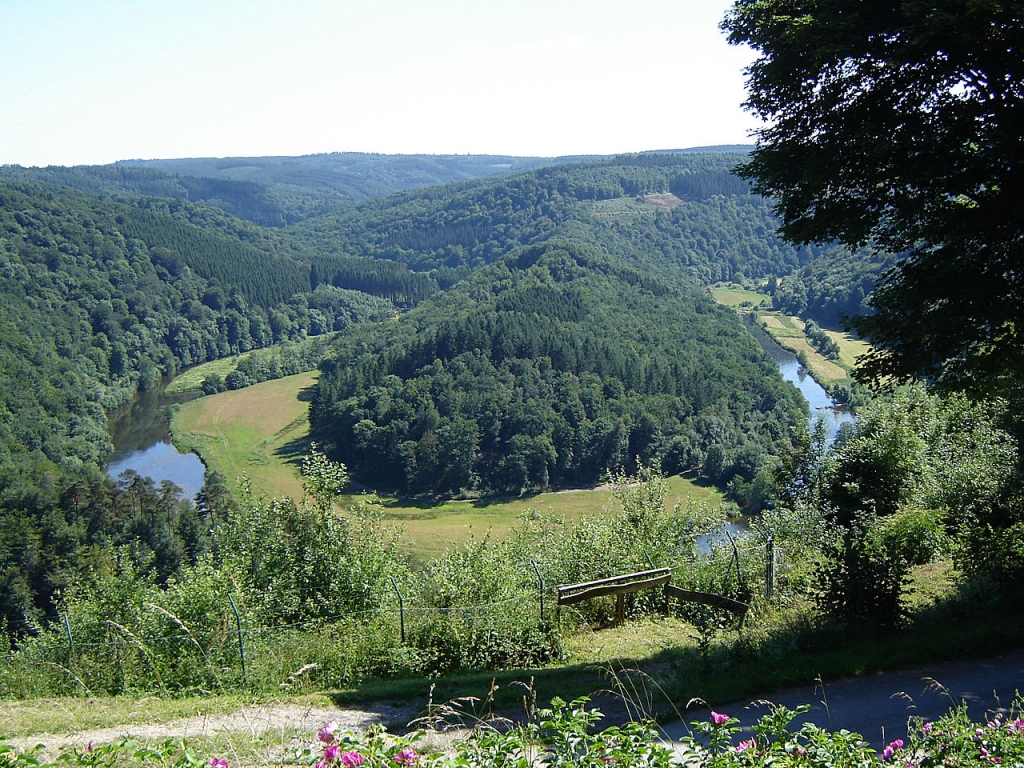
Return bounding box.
[275,433,313,470]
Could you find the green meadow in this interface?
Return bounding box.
[170,370,725,560]
[710,284,772,308]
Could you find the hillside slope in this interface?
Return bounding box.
[311,237,807,497]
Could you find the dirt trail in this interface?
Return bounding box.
[9,701,416,756]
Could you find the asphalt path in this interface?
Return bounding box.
[660,648,1024,749]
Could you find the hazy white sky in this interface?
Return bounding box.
[1,0,758,167]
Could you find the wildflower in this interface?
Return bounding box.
[710,711,730,725]
[315,761,328,768]
[921,723,933,734]
[735,739,756,752]
[393,748,418,766]
[1011,719,1024,734]
[324,745,341,762]
[341,752,366,767]
[319,721,340,744]
[881,739,904,762]
[86,741,95,752]
[209,760,229,768]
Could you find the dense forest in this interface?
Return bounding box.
[0,181,391,632]
[0,150,876,635]
[310,238,807,499]
[287,152,840,282]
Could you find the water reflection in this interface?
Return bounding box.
[106,440,206,500]
[105,382,205,500]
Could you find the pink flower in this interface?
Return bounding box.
[881,739,904,762]
[393,749,418,766]
[710,711,730,725]
[208,760,229,768]
[735,739,756,752]
[315,761,328,768]
[86,741,95,752]
[319,721,340,744]
[341,752,365,768]
[1011,718,1024,734]
[324,745,341,762]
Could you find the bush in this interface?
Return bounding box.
[814,514,910,629]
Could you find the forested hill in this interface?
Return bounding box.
[288,152,855,285]
[310,237,808,499]
[0,153,585,229]
[0,178,401,629]
[0,179,390,563]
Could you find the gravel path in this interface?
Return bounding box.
[660,647,1024,749]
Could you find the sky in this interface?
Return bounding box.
[0,0,759,167]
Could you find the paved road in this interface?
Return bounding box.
[660,648,1024,749]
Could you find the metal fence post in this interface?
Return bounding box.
[765,536,776,601]
[390,577,406,644]
[531,560,544,624]
[63,613,74,665]
[228,594,246,685]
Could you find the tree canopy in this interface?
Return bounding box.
[723,0,1024,394]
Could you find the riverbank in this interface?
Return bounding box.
[710,284,868,390]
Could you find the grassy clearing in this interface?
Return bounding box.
[165,355,251,394]
[711,285,771,308]
[586,196,656,224]
[753,313,853,385]
[172,371,319,501]
[389,476,725,562]
[826,328,870,371]
[709,287,869,388]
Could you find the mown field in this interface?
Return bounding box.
[170,370,726,560]
[172,371,319,502]
[757,313,851,384]
[710,284,771,308]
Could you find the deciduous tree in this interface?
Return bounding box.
[724,0,1024,394]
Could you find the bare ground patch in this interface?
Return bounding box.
[8,700,417,758]
[641,193,683,211]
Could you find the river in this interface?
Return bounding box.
[105,321,854,504]
[744,317,855,443]
[105,383,206,500]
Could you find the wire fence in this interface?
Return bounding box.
[1,536,788,699]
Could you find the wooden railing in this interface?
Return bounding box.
[557,568,671,626]
[556,568,750,626]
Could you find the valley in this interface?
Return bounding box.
[0,149,1019,759]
